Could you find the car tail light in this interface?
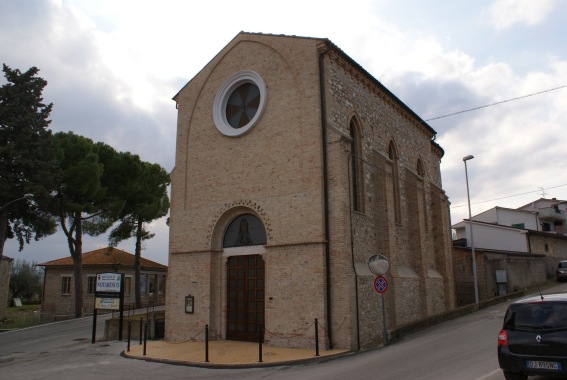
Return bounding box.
[498,329,508,346]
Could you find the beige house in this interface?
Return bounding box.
[167,32,455,351]
[39,247,167,317]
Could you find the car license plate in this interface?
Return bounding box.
[526,360,562,371]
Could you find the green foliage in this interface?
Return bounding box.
[108,160,170,245]
[108,157,170,308]
[49,132,127,317]
[0,64,59,256]
[9,259,43,302]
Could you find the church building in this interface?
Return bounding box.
[166,32,455,351]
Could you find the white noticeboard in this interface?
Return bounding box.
[96,273,122,293]
[95,297,120,310]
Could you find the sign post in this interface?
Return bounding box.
[92,273,124,343]
[368,255,390,344]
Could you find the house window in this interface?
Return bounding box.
[545,244,549,252]
[87,276,96,294]
[159,275,166,295]
[511,223,525,229]
[61,276,72,295]
[124,277,132,296]
[148,274,156,295]
[542,223,551,232]
[140,273,147,294]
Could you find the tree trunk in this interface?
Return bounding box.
[65,211,84,318]
[0,211,7,258]
[134,218,142,309]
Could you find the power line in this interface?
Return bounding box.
[451,183,567,209]
[426,85,567,122]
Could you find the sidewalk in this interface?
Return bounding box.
[122,340,350,368]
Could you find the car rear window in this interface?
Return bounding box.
[559,262,567,269]
[504,302,567,330]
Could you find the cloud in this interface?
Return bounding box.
[2,0,567,264]
[488,0,559,29]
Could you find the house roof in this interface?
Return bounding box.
[38,247,167,271]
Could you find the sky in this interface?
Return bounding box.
[2,0,567,266]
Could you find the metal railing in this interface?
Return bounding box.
[0,312,56,330]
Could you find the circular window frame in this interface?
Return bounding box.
[213,70,268,137]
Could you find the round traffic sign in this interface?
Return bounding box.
[373,275,389,294]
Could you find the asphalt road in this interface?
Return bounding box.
[1,282,566,380]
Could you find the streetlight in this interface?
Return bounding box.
[463,155,479,305]
[0,193,34,212]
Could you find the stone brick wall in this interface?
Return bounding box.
[322,44,454,345]
[167,33,455,351]
[42,266,166,317]
[453,247,546,305]
[0,257,13,320]
[528,233,567,277]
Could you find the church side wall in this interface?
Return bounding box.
[322,50,454,348]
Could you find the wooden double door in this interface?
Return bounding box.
[226,255,265,342]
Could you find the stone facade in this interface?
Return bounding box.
[40,248,167,317]
[453,246,546,305]
[527,231,567,277]
[0,256,13,320]
[167,32,455,351]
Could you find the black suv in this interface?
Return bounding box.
[498,293,567,380]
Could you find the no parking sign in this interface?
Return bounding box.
[373,275,389,294]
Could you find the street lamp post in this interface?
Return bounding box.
[0,194,34,258]
[0,193,34,213]
[463,155,479,305]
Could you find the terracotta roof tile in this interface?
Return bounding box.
[38,247,167,270]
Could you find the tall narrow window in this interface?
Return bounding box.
[124,277,132,296]
[417,159,425,177]
[61,276,72,295]
[389,141,401,223]
[350,119,363,212]
[87,276,96,295]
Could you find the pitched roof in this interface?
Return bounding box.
[38,247,167,270]
[174,31,440,143]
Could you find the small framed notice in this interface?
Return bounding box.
[185,295,194,314]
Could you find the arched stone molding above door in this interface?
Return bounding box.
[208,200,271,251]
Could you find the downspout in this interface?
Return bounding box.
[318,42,333,349]
[347,152,361,351]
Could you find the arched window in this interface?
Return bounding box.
[223,214,267,248]
[350,119,363,212]
[388,141,397,160]
[417,159,425,176]
[388,140,401,223]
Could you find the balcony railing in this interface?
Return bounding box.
[538,207,566,221]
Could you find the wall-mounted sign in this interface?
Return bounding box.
[96,273,122,293]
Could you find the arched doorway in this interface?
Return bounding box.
[223,214,266,342]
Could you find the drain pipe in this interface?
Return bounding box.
[318,41,333,349]
[347,152,361,351]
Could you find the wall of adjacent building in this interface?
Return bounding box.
[0,257,13,320]
[42,266,166,317]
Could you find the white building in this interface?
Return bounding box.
[452,198,567,278]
